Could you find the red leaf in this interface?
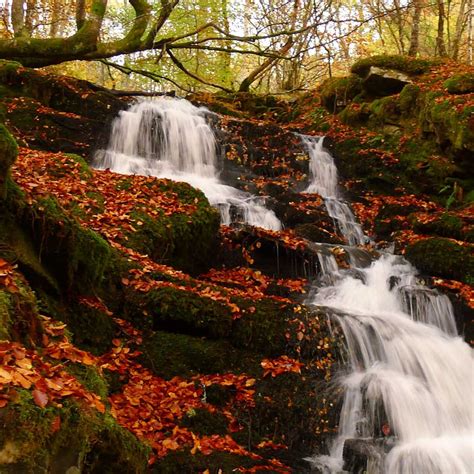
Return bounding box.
[32,388,49,408]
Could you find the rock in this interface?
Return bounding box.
[0,124,18,198]
[444,73,474,94]
[405,237,474,284]
[319,75,363,112]
[342,438,384,473]
[363,66,411,96]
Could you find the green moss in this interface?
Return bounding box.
[444,73,474,94]
[405,237,474,283]
[139,331,260,379]
[0,389,149,473]
[338,103,370,126]
[0,124,18,198]
[0,290,12,340]
[153,450,259,473]
[319,75,363,111]
[411,213,464,239]
[231,299,290,356]
[61,302,117,355]
[64,363,109,399]
[398,84,421,114]
[180,408,228,436]
[124,182,220,275]
[126,286,233,337]
[351,55,434,77]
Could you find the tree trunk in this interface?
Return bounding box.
[408,0,422,56]
[11,0,26,37]
[436,0,448,56]
[239,0,299,92]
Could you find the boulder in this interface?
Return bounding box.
[0,124,18,198]
[363,66,411,96]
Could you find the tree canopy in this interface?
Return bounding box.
[0,0,473,92]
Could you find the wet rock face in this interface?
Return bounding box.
[363,66,411,96]
[0,61,130,156]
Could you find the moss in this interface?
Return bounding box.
[351,55,434,77]
[64,363,109,399]
[319,75,363,111]
[411,213,464,240]
[231,299,290,356]
[126,286,233,338]
[5,190,115,294]
[61,302,117,355]
[139,331,260,379]
[180,408,228,436]
[0,290,12,340]
[398,84,421,114]
[444,73,474,94]
[419,93,474,152]
[124,182,220,275]
[153,450,259,473]
[0,124,18,198]
[83,414,150,474]
[405,237,474,283]
[0,390,149,473]
[338,102,371,126]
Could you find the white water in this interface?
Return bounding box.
[300,136,365,246]
[302,138,473,473]
[94,98,281,230]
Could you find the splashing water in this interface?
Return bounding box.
[299,136,365,246]
[94,98,281,230]
[301,137,473,473]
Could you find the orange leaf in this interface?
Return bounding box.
[32,388,48,408]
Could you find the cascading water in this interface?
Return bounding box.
[300,136,365,246]
[94,98,281,230]
[300,136,473,473]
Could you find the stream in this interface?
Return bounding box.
[95,97,473,473]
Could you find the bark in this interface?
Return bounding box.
[238,0,300,92]
[76,0,86,30]
[436,0,448,56]
[408,0,422,56]
[11,0,26,37]
[452,0,467,59]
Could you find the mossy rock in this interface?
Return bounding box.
[399,84,421,114]
[351,55,433,77]
[64,363,109,399]
[139,331,261,379]
[0,390,149,473]
[124,182,220,275]
[444,73,474,94]
[5,184,116,295]
[179,408,228,436]
[319,75,363,111]
[153,450,260,474]
[0,265,42,345]
[338,103,371,126]
[0,124,18,198]
[411,213,464,240]
[0,290,12,340]
[405,237,474,284]
[419,92,474,152]
[123,285,233,338]
[368,96,401,125]
[60,302,118,356]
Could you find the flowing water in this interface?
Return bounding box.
[95,104,472,472]
[300,136,473,473]
[300,136,366,246]
[94,98,281,230]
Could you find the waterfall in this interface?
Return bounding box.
[94,98,281,230]
[300,137,473,473]
[300,136,366,246]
